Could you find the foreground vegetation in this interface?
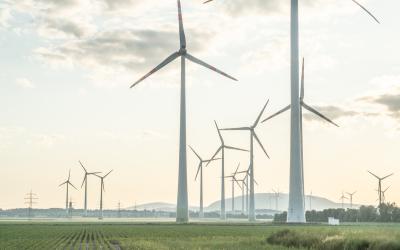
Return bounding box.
[0,222,400,249]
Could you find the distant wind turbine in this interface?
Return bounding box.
[130,0,237,223]
[224,163,241,214]
[237,166,258,215]
[59,170,77,216]
[368,171,393,207]
[189,146,220,218]
[205,0,380,224]
[221,100,270,222]
[346,191,357,208]
[95,170,113,219]
[339,192,348,209]
[79,161,101,217]
[208,121,248,220]
[381,186,390,204]
[272,188,280,211]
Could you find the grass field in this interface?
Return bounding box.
[1,221,400,249]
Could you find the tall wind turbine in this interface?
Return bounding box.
[221,101,270,221]
[59,170,77,216]
[224,163,241,214]
[130,0,237,223]
[208,121,248,220]
[262,58,339,222]
[95,170,113,219]
[368,171,393,207]
[79,161,101,217]
[205,0,380,224]
[346,191,357,208]
[189,146,220,218]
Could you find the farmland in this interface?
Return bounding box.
[0,221,400,249]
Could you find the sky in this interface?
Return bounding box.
[0,0,400,210]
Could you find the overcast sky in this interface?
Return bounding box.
[1,0,399,210]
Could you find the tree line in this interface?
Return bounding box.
[274,203,400,223]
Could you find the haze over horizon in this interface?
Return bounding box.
[1,0,399,210]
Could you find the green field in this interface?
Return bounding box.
[1,222,400,249]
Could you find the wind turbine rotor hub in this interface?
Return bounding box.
[179,48,187,55]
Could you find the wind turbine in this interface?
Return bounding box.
[339,192,348,209]
[208,121,248,220]
[237,166,258,215]
[130,0,237,223]
[221,100,270,222]
[205,0,380,224]
[59,170,77,216]
[346,191,357,208]
[272,188,280,211]
[262,58,338,222]
[224,163,241,215]
[368,171,393,207]
[79,161,101,217]
[189,146,220,218]
[94,170,113,219]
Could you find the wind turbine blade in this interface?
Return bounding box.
[253,132,270,159]
[383,186,390,192]
[195,162,202,181]
[203,0,213,3]
[254,99,270,127]
[59,181,67,187]
[206,146,222,167]
[382,173,394,180]
[262,105,291,123]
[185,53,238,81]
[254,178,259,186]
[300,58,305,100]
[368,171,380,180]
[189,145,202,161]
[220,127,250,131]
[225,145,248,152]
[352,0,380,24]
[214,121,224,143]
[79,161,87,173]
[68,169,71,181]
[130,52,180,88]
[69,182,78,190]
[104,170,113,178]
[234,163,240,175]
[302,102,339,127]
[203,158,221,163]
[81,175,87,188]
[177,0,186,48]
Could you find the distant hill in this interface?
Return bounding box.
[127,193,360,213]
[206,193,359,212]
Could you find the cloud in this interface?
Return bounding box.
[303,105,360,122]
[15,78,35,89]
[361,93,400,120]
[34,28,213,81]
[0,5,11,28]
[37,17,95,39]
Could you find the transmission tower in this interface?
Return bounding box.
[24,190,38,219]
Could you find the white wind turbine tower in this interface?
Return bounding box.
[59,170,77,216]
[263,58,339,222]
[205,0,380,224]
[130,0,237,223]
[208,121,248,220]
[79,161,101,217]
[189,146,220,218]
[221,101,270,221]
[224,163,241,215]
[346,191,357,208]
[95,170,113,219]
